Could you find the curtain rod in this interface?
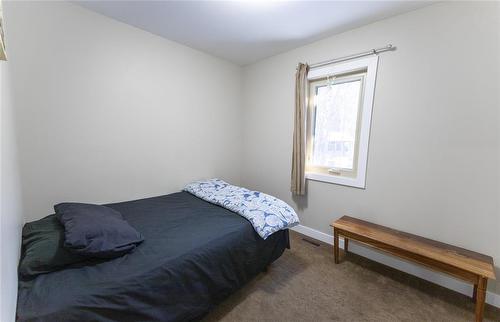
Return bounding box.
[303,44,395,69]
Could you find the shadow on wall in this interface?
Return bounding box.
[291,181,309,211]
[1,62,25,321]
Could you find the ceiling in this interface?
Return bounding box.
[76,1,432,66]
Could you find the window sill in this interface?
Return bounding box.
[305,172,366,189]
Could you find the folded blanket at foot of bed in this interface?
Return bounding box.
[184,178,299,239]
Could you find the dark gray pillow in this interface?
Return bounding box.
[55,203,144,258]
[19,215,87,277]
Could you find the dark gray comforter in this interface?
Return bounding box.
[17,192,289,321]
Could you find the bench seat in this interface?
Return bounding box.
[331,215,496,322]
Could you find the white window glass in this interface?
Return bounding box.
[311,79,362,170]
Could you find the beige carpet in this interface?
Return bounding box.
[203,231,499,322]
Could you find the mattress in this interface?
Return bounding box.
[17,191,289,321]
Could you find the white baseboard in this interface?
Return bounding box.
[291,224,500,309]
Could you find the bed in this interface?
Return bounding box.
[16,191,290,321]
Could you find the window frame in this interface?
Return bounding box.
[305,55,379,189]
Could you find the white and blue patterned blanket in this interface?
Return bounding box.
[184,179,299,239]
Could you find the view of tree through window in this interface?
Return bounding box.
[311,79,362,170]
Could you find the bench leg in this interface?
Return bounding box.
[474,277,487,322]
[344,238,349,253]
[472,283,478,303]
[334,228,339,264]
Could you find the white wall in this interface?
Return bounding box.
[241,2,500,294]
[3,1,243,222]
[0,63,24,321]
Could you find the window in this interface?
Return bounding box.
[305,56,378,188]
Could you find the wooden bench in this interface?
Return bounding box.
[331,216,496,322]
